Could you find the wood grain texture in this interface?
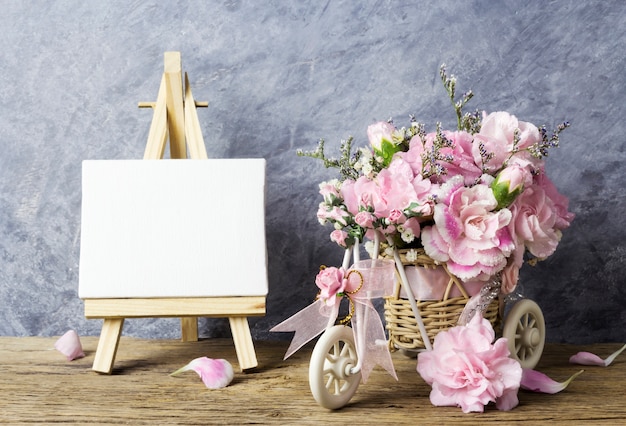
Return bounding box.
[0,337,624,424]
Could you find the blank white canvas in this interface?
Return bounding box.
[78,159,268,298]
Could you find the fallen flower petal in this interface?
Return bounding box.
[569,343,626,367]
[54,330,85,361]
[520,368,584,394]
[170,357,234,389]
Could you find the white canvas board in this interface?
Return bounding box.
[78,159,268,298]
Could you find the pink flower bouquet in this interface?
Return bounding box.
[296,66,579,413]
[300,65,574,295]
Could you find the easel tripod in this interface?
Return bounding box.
[82,52,264,374]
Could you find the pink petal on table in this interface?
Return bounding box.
[54,330,85,361]
[520,368,584,394]
[570,343,626,367]
[170,357,234,389]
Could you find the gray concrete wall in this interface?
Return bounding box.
[0,1,624,344]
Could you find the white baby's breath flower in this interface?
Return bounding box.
[359,147,373,157]
[401,229,415,244]
[392,128,405,144]
[383,246,394,257]
[405,249,418,262]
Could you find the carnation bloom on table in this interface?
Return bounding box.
[417,314,522,413]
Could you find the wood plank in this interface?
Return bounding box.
[142,74,168,160]
[228,316,258,370]
[91,318,124,374]
[184,72,208,160]
[164,51,186,159]
[180,317,199,342]
[84,296,266,318]
[0,338,624,424]
[138,101,208,108]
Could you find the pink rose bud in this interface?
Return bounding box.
[354,211,375,228]
[315,266,346,305]
[491,165,528,209]
[329,229,349,247]
[367,121,399,166]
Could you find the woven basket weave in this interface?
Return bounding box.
[381,248,500,352]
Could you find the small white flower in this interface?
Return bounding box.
[405,249,418,262]
[401,230,415,244]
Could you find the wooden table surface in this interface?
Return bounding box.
[0,336,624,425]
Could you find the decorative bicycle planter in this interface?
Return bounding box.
[275,65,571,411]
[305,236,545,410]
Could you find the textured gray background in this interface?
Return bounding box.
[0,1,624,345]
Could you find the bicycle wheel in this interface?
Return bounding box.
[502,299,546,369]
[309,325,361,409]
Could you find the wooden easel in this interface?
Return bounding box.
[83,52,265,374]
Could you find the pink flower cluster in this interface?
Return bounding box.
[315,110,573,293]
[417,314,522,412]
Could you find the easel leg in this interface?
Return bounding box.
[228,317,258,371]
[92,318,124,374]
[181,317,198,342]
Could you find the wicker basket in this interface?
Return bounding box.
[382,248,500,352]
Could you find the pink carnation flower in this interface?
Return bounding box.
[374,159,417,218]
[508,184,560,259]
[433,130,483,185]
[417,314,522,413]
[401,134,426,175]
[533,171,575,230]
[473,111,542,173]
[501,246,524,294]
[421,176,515,281]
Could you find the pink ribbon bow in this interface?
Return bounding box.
[271,259,397,383]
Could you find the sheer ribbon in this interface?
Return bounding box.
[457,273,502,326]
[270,259,397,383]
